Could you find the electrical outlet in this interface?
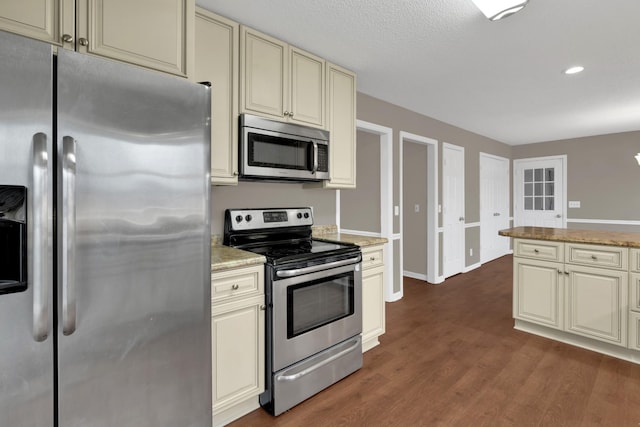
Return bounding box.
[394,206,399,216]
[470,248,473,257]
[569,201,581,208]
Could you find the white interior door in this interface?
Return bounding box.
[442,143,465,278]
[480,153,510,263]
[514,156,566,227]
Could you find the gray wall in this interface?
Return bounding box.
[355,92,511,278]
[512,131,640,232]
[402,142,428,275]
[210,182,336,235]
[340,130,381,233]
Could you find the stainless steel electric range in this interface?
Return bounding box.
[223,207,363,416]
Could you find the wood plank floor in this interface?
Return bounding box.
[228,255,640,426]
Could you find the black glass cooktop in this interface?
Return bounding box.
[245,238,358,265]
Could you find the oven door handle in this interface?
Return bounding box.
[275,256,361,278]
[275,339,361,382]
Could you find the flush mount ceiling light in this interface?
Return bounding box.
[471,0,529,21]
[564,66,585,75]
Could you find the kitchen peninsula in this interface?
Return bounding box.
[499,227,640,364]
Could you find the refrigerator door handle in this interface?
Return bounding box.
[62,136,77,335]
[32,133,50,342]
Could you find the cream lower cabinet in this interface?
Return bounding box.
[211,264,265,427]
[361,245,385,352]
[240,25,325,128]
[194,8,239,185]
[0,0,193,77]
[513,239,629,348]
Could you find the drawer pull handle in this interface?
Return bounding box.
[231,284,239,290]
[370,256,376,261]
[533,249,539,253]
[591,255,597,260]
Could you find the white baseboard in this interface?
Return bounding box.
[463,262,482,273]
[403,271,427,281]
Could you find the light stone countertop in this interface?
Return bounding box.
[210,225,387,272]
[499,226,640,248]
[211,245,265,272]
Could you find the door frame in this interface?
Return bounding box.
[513,155,567,228]
[399,131,441,284]
[442,142,465,278]
[337,120,396,301]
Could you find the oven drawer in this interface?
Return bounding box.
[212,264,264,304]
[361,245,384,270]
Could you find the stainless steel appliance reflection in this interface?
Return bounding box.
[0,30,212,427]
[224,207,362,415]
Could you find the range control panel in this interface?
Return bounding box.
[226,208,313,231]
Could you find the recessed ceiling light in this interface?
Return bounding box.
[564,66,585,75]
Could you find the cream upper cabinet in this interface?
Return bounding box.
[324,62,357,188]
[361,245,385,352]
[194,8,239,185]
[0,0,193,76]
[240,25,325,128]
[0,0,73,46]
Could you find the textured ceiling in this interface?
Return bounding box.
[196,0,640,145]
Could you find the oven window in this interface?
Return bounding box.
[248,133,311,171]
[287,272,354,338]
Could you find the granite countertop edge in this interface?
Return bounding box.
[211,245,265,272]
[499,226,640,248]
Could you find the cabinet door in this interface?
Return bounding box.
[212,295,265,412]
[362,265,385,352]
[324,62,356,188]
[195,8,239,185]
[240,26,287,119]
[289,46,325,128]
[631,273,640,312]
[630,312,640,352]
[565,265,627,346]
[0,0,73,46]
[77,0,193,76]
[513,258,563,329]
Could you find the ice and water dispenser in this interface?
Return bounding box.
[0,185,27,294]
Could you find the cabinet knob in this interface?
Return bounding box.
[260,305,266,311]
[62,34,73,43]
[289,111,294,118]
[233,171,239,176]
[78,38,89,47]
[370,256,376,261]
[284,111,290,116]
[231,284,239,290]
[591,255,597,260]
[533,249,539,253]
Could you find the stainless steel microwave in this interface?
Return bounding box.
[239,114,330,182]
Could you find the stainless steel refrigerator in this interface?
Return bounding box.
[0,31,212,426]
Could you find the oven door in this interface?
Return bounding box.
[271,259,362,372]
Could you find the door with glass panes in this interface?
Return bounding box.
[514,156,565,228]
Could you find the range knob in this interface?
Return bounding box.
[235,215,243,223]
[297,213,303,219]
[304,212,309,219]
[245,214,252,222]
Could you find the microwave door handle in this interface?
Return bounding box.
[312,142,318,174]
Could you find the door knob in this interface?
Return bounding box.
[459,217,465,222]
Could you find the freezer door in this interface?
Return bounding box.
[0,31,54,426]
[57,49,211,427]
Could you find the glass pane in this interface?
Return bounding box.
[535,197,543,210]
[534,183,543,196]
[545,168,554,181]
[524,197,533,210]
[545,183,554,196]
[534,168,543,182]
[524,169,533,183]
[546,197,554,210]
[524,183,533,196]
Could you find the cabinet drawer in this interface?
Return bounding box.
[212,264,264,303]
[361,245,384,270]
[629,312,640,352]
[631,273,640,312]
[566,243,628,270]
[631,249,640,273]
[514,239,563,262]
